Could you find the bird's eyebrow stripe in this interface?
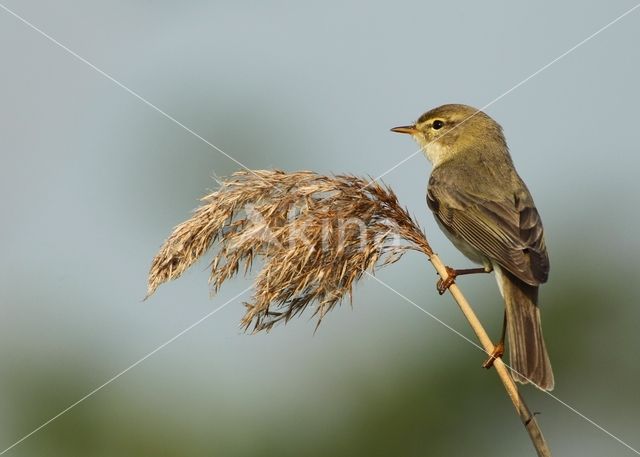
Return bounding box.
[416,115,460,125]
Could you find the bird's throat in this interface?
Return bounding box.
[420,140,455,168]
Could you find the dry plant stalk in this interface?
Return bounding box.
[429,254,551,457]
[147,170,550,456]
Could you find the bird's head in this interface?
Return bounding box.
[391,104,507,167]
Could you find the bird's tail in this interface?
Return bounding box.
[496,266,554,391]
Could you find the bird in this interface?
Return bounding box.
[391,104,554,390]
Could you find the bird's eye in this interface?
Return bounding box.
[432,120,444,130]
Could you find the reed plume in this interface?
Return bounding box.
[147,170,432,331]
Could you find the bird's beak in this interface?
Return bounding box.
[390,125,418,135]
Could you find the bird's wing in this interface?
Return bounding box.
[427,174,549,285]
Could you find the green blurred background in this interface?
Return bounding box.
[2,1,639,455]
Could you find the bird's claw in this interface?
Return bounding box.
[436,266,457,295]
[482,341,505,369]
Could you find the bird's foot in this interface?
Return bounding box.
[482,340,505,369]
[436,266,458,295]
[436,266,490,295]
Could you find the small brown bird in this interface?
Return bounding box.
[392,104,554,390]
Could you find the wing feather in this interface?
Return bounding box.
[428,172,549,285]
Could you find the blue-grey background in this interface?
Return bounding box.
[2,1,639,456]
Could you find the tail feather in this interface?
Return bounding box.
[495,266,554,391]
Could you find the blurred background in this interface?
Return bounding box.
[1,1,639,455]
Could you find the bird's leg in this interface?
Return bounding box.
[436,266,491,295]
[482,310,507,369]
